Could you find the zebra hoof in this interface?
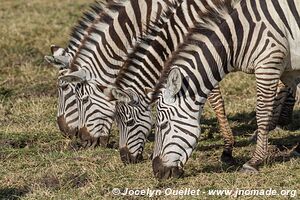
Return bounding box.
[220,150,235,165]
[119,147,143,164]
[240,163,259,173]
[291,150,300,157]
[152,156,184,180]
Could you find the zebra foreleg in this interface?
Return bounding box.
[208,85,235,165]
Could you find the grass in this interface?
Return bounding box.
[0,0,300,199]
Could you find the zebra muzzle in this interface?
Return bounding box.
[57,115,77,139]
[119,147,143,164]
[152,156,184,180]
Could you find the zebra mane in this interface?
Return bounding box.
[68,0,130,71]
[151,0,239,103]
[114,0,182,89]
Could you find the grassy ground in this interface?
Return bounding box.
[0,0,300,199]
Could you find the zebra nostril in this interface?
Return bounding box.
[78,126,92,141]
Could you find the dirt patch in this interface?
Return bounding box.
[0,187,29,200]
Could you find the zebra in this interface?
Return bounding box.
[74,81,115,147]
[98,0,296,165]
[57,0,183,161]
[100,0,237,164]
[44,1,115,141]
[151,0,300,179]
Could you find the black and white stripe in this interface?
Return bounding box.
[58,0,181,155]
[109,0,237,164]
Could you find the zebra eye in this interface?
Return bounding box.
[61,84,68,90]
[126,118,135,126]
[82,95,89,103]
[159,121,168,129]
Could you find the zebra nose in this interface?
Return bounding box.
[78,127,110,148]
[119,147,143,164]
[57,115,77,139]
[152,156,184,180]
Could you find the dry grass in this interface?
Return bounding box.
[0,1,300,199]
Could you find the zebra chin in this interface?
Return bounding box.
[152,156,184,180]
[57,115,78,139]
[119,147,143,164]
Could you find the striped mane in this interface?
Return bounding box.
[67,1,109,51]
[114,0,182,89]
[151,0,239,103]
[68,0,132,71]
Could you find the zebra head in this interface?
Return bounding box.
[44,45,78,138]
[74,82,115,147]
[105,87,153,164]
[59,70,115,147]
[57,70,79,139]
[152,68,201,179]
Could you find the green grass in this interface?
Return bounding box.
[0,1,300,199]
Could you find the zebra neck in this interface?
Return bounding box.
[114,0,214,100]
[67,0,180,86]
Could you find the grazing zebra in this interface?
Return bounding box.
[101,0,295,164]
[56,70,79,139]
[74,81,115,147]
[151,0,300,179]
[58,0,183,159]
[45,1,116,140]
[101,0,236,164]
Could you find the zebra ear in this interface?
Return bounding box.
[51,45,63,55]
[45,45,70,69]
[165,68,182,97]
[44,55,70,69]
[58,69,87,83]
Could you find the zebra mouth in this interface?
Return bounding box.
[152,156,184,180]
[119,147,143,164]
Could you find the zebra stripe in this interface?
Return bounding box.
[59,0,181,155]
[110,0,236,164]
[152,0,300,179]
[46,2,114,141]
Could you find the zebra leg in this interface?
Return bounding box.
[248,81,293,142]
[268,81,289,130]
[277,88,295,127]
[208,85,235,165]
[241,70,280,173]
